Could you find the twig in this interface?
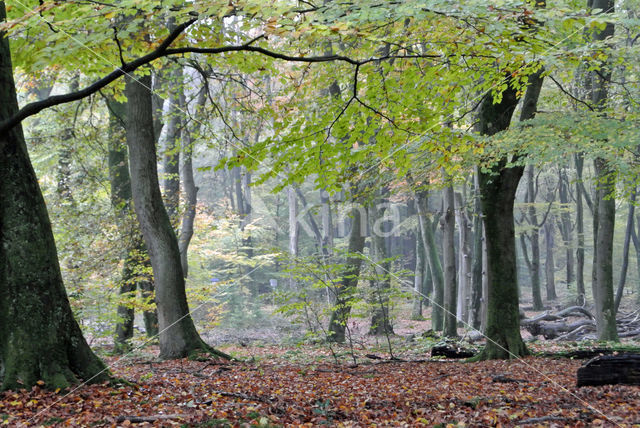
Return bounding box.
[517,415,570,425]
[116,414,183,423]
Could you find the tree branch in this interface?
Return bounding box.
[0,18,197,133]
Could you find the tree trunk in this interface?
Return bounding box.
[442,183,458,337]
[589,0,618,342]
[321,189,334,255]
[368,200,394,336]
[478,161,528,359]
[614,191,635,313]
[632,212,640,305]
[543,221,557,301]
[106,95,159,344]
[107,98,136,348]
[412,227,426,319]
[124,73,228,359]
[287,186,299,288]
[526,165,544,310]
[161,65,182,224]
[327,198,366,343]
[520,67,546,309]
[574,153,587,304]
[178,87,205,277]
[557,166,575,288]
[592,159,618,340]
[470,171,484,330]
[415,189,444,331]
[455,191,471,325]
[0,5,108,389]
[475,80,529,359]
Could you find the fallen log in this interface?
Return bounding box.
[576,354,640,387]
[555,306,594,319]
[525,319,595,339]
[431,344,476,359]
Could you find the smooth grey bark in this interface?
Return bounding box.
[470,171,484,330]
[56,76,79,206]
[614,191,635,313]
[442,182,458,337]
[287,186,299,288]
[124,73,229,359]
[151,70,166,144]
[589,0,618,341]
[520,69,545,310]
[0,3,108,389]
[161,65,182,224]
[178,87,205,277]
[412,225,426,319]
[574,153,588,303]
[526,166,544,309]
[557,166,575,288]
[592,158,618,340]
[543,221,557,300]
[455,191,471,325]
[106,95,159,345]
[415,189,444,330]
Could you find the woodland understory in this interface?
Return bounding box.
[5,0,640,426]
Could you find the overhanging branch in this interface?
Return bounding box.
[2,16,447,134]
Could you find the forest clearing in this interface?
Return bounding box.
[4,0,640,426]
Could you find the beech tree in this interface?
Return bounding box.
[0,2,108,389]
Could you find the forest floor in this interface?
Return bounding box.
[2,335,640,427]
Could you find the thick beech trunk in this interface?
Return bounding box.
[124,73,227,359]
[442,183,458,337]
[478,161,528,359]
[592,159,618,340]
[106,97,158,347]
[589,0,618,341]
[475,75,536,359]
[0,6,108,389]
